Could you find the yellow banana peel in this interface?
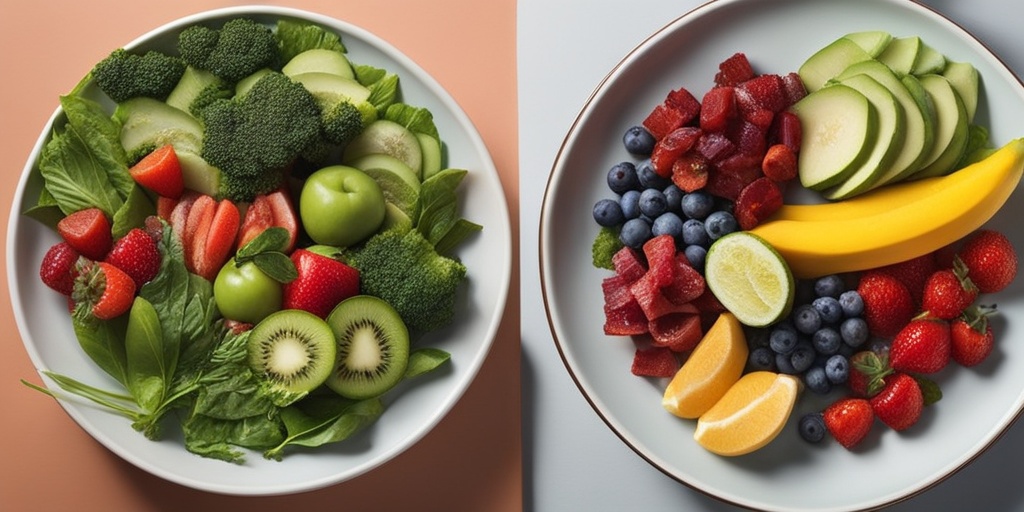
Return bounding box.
[750,137,1024,279]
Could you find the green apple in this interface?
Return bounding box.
[300,165,386,247]
[214,258,283,324]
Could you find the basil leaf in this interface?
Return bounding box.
[433,218,482,256]
[404,348,451,379]
[236,226,290,259]
[264,396,383,460]
[416,168,472,247]
[111,184,155,238]
[124,297,167,411]
[252,251,298,283]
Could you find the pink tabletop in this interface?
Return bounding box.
[0,1,521,510]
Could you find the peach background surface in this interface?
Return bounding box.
[0,1,520,511]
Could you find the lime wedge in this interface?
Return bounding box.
[705,232,794,327]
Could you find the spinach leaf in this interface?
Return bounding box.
[111,184,155,238]
[405,348,452,379]
[71,304,129,387]
[124,297,168,412]
[263,395,383,461]
[183,413,286,464]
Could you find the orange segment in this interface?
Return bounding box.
[693,371,801,456]
[662,312,748,419]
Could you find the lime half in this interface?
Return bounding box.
[705,232,795,327]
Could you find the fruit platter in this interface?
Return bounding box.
[7,6,511,495]
[539,0,1024,510]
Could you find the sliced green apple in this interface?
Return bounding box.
[842,31,893,57]
[282,48,355,79]
[877,36,922,75]
[791,84,877,191]
[798,37,875,93]
[909,74,970,179]
[942,60,980,122]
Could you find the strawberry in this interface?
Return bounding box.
[760,143,798,182]
[236,188,299,253]
[695,132,736,164]
[869,372,923,431]
[664,87,702,122]
[780,72,808,107]
[72,260,136,320]
[282,248,360,319]
[105,228,161,289]
[713,52,755,87]
[128,144,184,199]
[823,397,875,449]
[734,176,783,230]
[738,73,788,113]
[889,315,951,374]
[670,151,711,192]
[857,271,916,339]
[630,345,679,378]
[39,242,82,295]
[958,229,1017,293]
[181,195,241,281]
[950,305,997,367]
[651,126,702,177]
[848,349,892,398]
[920,258,978,320]
[699,86,736,133]
[57,207,112,260]
[874,252,938,306]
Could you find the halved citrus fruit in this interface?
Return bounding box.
[705,231,795,327]
[693,371,801,456]
[662,312,748,419]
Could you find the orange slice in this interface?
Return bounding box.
[662,312,748,419]
[693,371,801,456]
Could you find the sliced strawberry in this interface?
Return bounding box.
[105,228,161,289]
[651,126,702,177]
[282,248,361,318]
[236,194,274,250]
[781,72,808,107]
[156,196,178,222]
[735,176,784,230]
[183,194,215,265]
[713,52,755,87]
[671,151,711,193]
[699,86,736,133]
[761,143,799,182]
[630,346,679,378]
[236,188,299,253]
[192,198,241,281]
[649,313,703,352]
[57,207,112,260]
[738,74,788,113]
[40,242,82,295]
[129,144,184,199]
[72,260,136,320]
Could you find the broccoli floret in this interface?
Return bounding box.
[178,18,280,83]
[91,48,186,103]
[592,226,623,270]
[322,101,366,146]
[199,71,322,202]
[346,227,467,334]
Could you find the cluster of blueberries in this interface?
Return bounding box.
[748,274,871,396]
[592,126,740,273]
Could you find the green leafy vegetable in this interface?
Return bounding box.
[415,168,482,254]
[405,348,452,379]
[264,395,383,461]
[276,19,346,63]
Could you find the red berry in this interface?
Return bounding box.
[869,373,924,431]
[651,127,702,177]
[874,252,939,306]
[889,316,952,374]
[630,346,679,378]
[670,151,711,192]
[857,271,916,339]
[72,260,136,320]
[129,144,184,199]
[950,305,997,367]
[105,228,161,289]
[699,86,737,133]
[761,143,798,182]
[57,207,112,260]
[39,242,82,296]
[282,248,361,319]
[713,52,755,87]
[920,260,978,320]
[824,397,875,449]
[958,229,1017,293]
[848,350,892,398]
[734,176,783,230]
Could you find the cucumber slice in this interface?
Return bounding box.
[835,60,936,185]
[177,150,223,197]
[942,61,980,122]
[282,48,355,79]
[798,37,874,92]
[911,42,947,75]
[349,153,421,217]
[235,68,273,98]
[842,31,893,57]
[791,84,876,191]
[115,97,204,156]
[910,74,970,179]
[823,74,905,200]
[290,72,372,104]
[877,36,922,75]
[343,119,423,177]
[416,132,443,181]
[165,66,223,116]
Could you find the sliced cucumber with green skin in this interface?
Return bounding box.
[911,42,947,75]
[343,119,423,178]
[843,31,893,57]
[235,68,273,98]
[877,36,922,75]
[177,150,222,197]
[835,60,936,186]
[791,84,877,191]
[942,60,980,122]
[115,97,204,156]
[416,132,443,181]
[798,37,875,92]
[165,66,223,116]
[282,48,354,79]
[290,72,372,105]
[823,74,905,200]
[909,74,970,179]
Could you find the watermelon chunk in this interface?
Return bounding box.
[642,234,677,287]
[612,246,647,282]
[662,254,706,304]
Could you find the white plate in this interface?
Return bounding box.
[7,6,510,496]
[539,0,1024,510]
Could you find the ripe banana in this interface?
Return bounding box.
[749,137,1024,278]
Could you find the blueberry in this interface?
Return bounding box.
[748,346,776,372]
[681,218,710,247]
[775,351,797,374]
[812,327,842,355]
[704,210,738,240]
[769,324,799,354]
[619,218,651,249]
[839,290,865,317]
[798,413,827,443]
[814,274,846,298]
[619,190,641,219]
[607,162,640,194]
[639,188,668,218]
[636,159,670,189]
[812,296,844,324]
[592,199,624,227]
[803,366,832,395]
[681,191,715,220]
[825,354,850,384]
[792,304,822,334]
[790,342,817,373]
[684,245,707,272]
[840,317,870,348]
[663,185,683,213]
[623,125,656,156]
[651,212,684,241]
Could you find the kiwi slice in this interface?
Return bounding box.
[325,295,410,399]
[247,309,338,395]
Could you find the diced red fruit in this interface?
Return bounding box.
[735,176,783,230]
[781,72,808,106]
[642,235,677,288]
[869,372,923,431]
[857,271,916,339]
[630,346,679,378]
[663,253,706,304]
[57,207,112,260]
[714,52,755,87]
[761,144,798,182]
[604,298,648,336]
[695,132,736,164]
[128,144,184,199]
[824,397,875,450]
[704,157,763,201]
[950,305,996,367]
[282,248,361,319]
[602,274,638,311]
[957,229,1018,293]
[690,287,727,315]
[738,74,788,114]
[181,195,241,281]
[39,242,81,295]
[237,188,299,253]
[631,272,695,320]
[156,196,178,221]
[671,152,711,192]
[651,126,702,177]
[643,104,686,141]
[699,86,736,133]
[612,246,647,282]
[104,228,161,289]
[72,260,136,320]
[665,87,702,122]
[889,316,952,374]
[767,111,803,154]
[649,313,703,352]
[726,120,768,158]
